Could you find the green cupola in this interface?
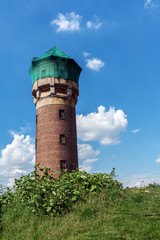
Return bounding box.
[29,46,82,85]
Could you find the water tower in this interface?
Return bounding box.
[29,46,82,174]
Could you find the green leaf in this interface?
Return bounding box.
[39,167,44,171]
[47,207,52,212]
[80,175,87,179]
[90,185,97,192]
[74,190,80,195]
[71,197,77,202]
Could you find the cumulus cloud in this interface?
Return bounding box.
[132,129,140,134]
[0,132,35,167]
[83,50,105,71]
[86,58,105,71]
[78,143,100,172]
[144,0,159,8]
[0,132,35,186]
[77,105,128,145]
[7,169,27,187]
[79,158,98,172]
[51,12,82,32]
[87,16,102,30]
[78,143,100,160]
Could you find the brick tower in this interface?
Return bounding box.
[29,46,82,174]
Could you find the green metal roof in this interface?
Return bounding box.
[29,46,82,85]
[32,46,71,62]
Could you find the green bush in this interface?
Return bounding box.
[0,166,122,217]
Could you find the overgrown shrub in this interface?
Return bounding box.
[0,166,122,217]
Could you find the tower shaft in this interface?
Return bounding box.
[32,77,79,174]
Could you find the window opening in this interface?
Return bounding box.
[60,134,66,145]
[35,139,37,150]
[60,160,66,170]
[59,109,65,119]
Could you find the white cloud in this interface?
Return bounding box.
[51,12,82,32]
[86,16,102,30]
[11,169,27,176]
[87,21,102,29]
[144,0,159,8]
[83,50,105,71]
[145,0,151,7]
[7,169,27,187]
[86,21,92,28]
[7,178,16,188]
[132,129,140,134]
[77,105,128,145]
[119,175,160,188]
[0,132,35,167]
[78,143,100,160]
[83,51,90,58]
[86,58,105,71]
[135,181,141,187]
[79,158,98,172]
[0,132,35,186]
[78,143,100,172]
[156,156,160,163]
[19,122,31,134]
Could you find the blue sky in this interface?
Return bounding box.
[1,0,160,187]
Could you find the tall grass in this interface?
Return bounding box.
[1,168,160,239]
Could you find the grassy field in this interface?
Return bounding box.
[1,184,160,240]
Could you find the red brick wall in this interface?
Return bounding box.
[36,103,78,175]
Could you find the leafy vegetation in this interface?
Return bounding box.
[0,166,121,217]
[1,168,160,240]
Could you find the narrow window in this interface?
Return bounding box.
[36,115,37,124]
[35,139,37,150]
[60,134,66,145]
[59,109,65,120]
[60,160,66,170]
